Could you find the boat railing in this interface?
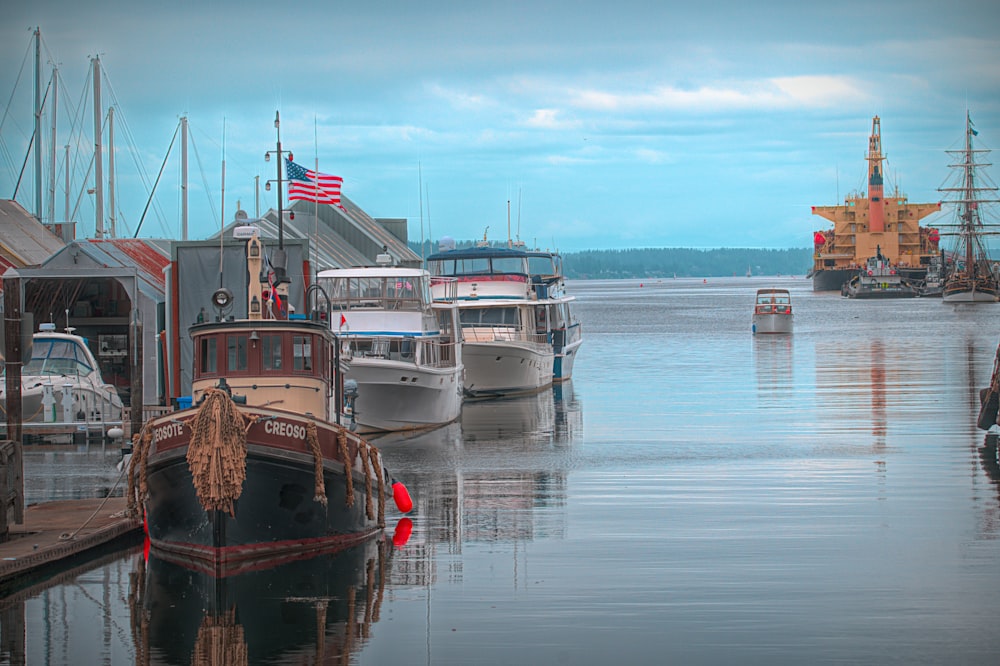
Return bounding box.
[430,276,459,302]
[461,325,549,345]
[418,337,460,369]
[342,335,459,368]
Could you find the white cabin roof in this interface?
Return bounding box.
[317,267,429,280]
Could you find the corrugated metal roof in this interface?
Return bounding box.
[84,238,171,290]
[215,193,420,271]
[0,199,65,266]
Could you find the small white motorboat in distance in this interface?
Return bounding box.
[751,288,793,335]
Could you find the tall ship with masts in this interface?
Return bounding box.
[938,112,1000,303]
[808,116,942,291]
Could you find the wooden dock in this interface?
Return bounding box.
[0,497,142,591]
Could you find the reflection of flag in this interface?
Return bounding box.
[286,159,343,206]
[339,313,347,331]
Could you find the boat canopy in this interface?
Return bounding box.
[426,246,530,278]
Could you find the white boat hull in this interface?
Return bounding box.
[11,381,124,424]
[348,358,463,433]
[462,341,554,397]
[752,314,793,335]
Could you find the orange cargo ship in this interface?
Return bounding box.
[808,116,942,291]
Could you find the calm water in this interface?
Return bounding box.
[7,277,1000,665]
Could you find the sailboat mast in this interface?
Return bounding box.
[181,116,188,240]
[108,105,115,238]
[964,113,975,270]
[48,66,58,227]
[64,143,70,239]
[34,28,42,221]
[92,56,104,239]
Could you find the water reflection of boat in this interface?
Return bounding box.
[136,536,392,664]
[0,323,124,429]
[977,341,1000,431]
[753,334,794,407]
[461,390,556,442]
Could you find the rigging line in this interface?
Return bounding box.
[133,121,180,238]
[69,150,95,225]
[189,130,219,228]
[0,30,33,138]
[102,74,165,223]
[11,132,35,200]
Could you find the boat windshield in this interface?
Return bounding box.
[756,293,790,305]
[22,339,94,376]
[428,256,528,277]
[527,254,558,276]
[319,275,430,311]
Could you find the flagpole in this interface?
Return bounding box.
[314,116,319,271]
[418,162,424,261]
[219,118,226,289]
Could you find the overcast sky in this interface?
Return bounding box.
[2,1,998,252]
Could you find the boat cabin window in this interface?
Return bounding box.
[460,306,519,327]
[428,256,528,278]
[263,334,282,370]
[194,330,325,380]
[319,275,428,311]
[23,339,94,377]
[199,337,218,375]
[528,255,556,277]
[293,336,312,371]
[228,335,248,372]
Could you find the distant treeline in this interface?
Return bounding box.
[409,241,812,279]
[561,247,813,278]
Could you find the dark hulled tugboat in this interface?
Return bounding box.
[128,114,411,573]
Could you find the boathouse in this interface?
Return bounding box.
[165,195,421,400]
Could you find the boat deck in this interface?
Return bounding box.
[0,497,142,592]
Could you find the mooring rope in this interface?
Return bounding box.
[59,455,130,541]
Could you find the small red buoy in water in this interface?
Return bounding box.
[392,517,413,548]
[392,479,413,513]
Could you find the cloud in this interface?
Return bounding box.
[427,83,494,111]
[565,75,872,113]
[524,108,581,130]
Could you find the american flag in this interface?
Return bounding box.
[285,159,343,206]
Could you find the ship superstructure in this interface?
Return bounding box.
[808,116,942,291]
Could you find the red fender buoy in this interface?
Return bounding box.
[392,479,413,513]
[392,517,413,548]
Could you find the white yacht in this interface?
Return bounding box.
[316,262,464,433]
[526,249,583,382]
[0,323,124,427]
[426,242,556,397]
